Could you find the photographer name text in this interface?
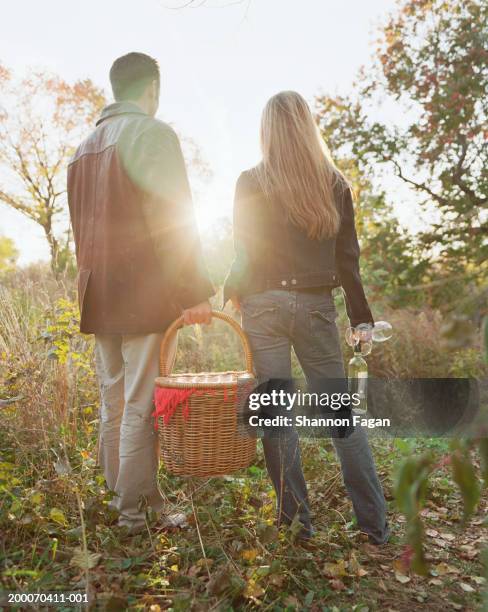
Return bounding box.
[248,414,390,428]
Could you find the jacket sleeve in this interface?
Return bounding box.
[223,172,254,306]
[128,122,215,310]
[335,186,374,328]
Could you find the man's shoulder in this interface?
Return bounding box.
[137,117,178,143]
[115,117,181,164]
[69,128,100,166]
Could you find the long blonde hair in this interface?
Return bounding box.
[257,91,346,240]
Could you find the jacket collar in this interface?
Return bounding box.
[96,101,147,126]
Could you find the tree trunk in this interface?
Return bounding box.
[43,226,60,278]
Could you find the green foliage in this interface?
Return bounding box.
[316,0,488,311]
[394,453,434,574]
[375,0,487,271]
[317,99,427,309]
[43,297,92,369]
[55,238,78,278]
[451,447,481,523]
[0,235,18,272]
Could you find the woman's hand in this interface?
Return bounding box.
[231,296,241,311]
[356,323,373,343]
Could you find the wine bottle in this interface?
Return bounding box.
[348,343,368,415]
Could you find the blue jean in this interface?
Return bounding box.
[241,289,389,543]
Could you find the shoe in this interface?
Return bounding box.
[118,520,147,536]
[118,511,188,536]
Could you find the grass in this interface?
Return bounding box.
[0,267,487,611]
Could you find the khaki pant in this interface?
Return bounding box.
[95,333,165,528]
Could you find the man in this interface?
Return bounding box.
[67,52,214,533]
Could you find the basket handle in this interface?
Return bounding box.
[159,310,254,377]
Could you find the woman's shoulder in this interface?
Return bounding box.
[333,173,350,196]
[332,174,353,212]
[235,166,264,200]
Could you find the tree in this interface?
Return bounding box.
[0,235,18,272]
[316,97,427,309]
[0,65,105,275]
[316,0,488,309]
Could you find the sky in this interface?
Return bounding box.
[0,0,413,264]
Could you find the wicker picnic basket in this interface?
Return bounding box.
[154,311,257,477]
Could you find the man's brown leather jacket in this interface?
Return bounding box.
[68,102,214,334]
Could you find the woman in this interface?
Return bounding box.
[224,91,388,544]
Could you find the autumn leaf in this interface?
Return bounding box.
[268,573,285,588]
[425,529,439,537]
[393,558,408,574]
[439,532,455,542]
[257,523,279,544]
[206,567,233,596]
[196,558,214,569]
[349,551,368,577]
[54,457,72,476]
[70,547,101,570]
[241,548,259,563]
[330,578,346,591]
[30,492,43,506]
[187,564,201,577]
[323,559,347,578]
[459,544,478,559]
[244,580,265,600]
[104,596,128,611]
[49,507,68,526]
[160,512,188,529]
[395,572,411,584]
[283,595,300,608]
[433,562,459,576]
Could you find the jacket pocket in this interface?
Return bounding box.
[77,269,91,314]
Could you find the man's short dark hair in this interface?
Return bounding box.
[110,52,160,102]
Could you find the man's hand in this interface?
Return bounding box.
[182,300,212,325]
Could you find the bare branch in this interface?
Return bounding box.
[450,135,486,205]
[12,144,46,202]
[391,159,450,208]
[0,189,38,221]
